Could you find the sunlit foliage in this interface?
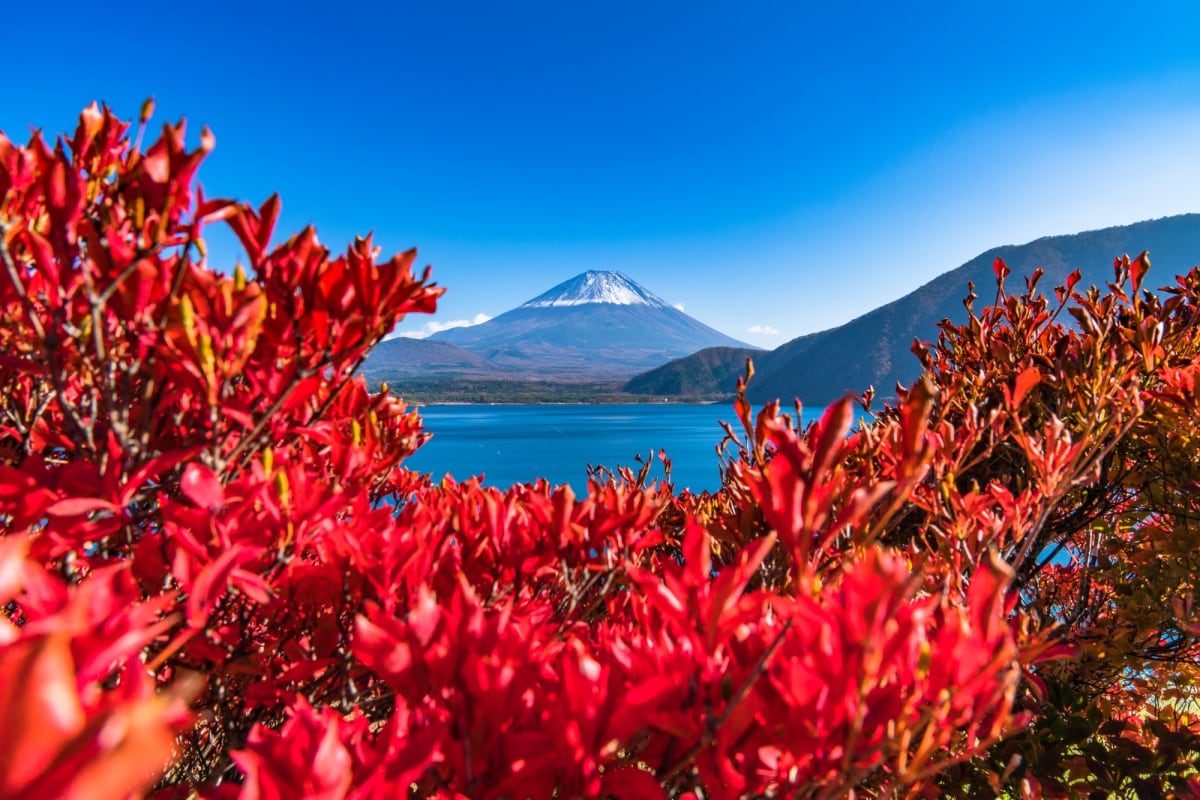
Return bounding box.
[1,105,1197,799]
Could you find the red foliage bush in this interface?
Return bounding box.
[2,105,1198,798]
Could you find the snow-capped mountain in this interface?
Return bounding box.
[363,271,755,382]
[520,271,672,308]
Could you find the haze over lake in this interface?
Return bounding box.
[405,404,828,493]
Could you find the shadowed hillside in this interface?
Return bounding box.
[624,346,758,398]
[626,215,1200,404]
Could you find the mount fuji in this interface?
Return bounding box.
[363,270,754,383]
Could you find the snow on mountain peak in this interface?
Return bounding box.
[520,271,673,309]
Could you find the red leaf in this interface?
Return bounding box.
[186,546,258,627]
[1011,366,1042,408]
[600,766,667,798]
[967,550,1015,646]
[682,518,712,586]
[45,497,119,517]
[1130,250,1150,292]
[120,446,204,506]
[256,194,281,257]
[180,463,224,511]
[993,257,1010,283]
[812,397,854,477]
[0,633,86,792]
[230,568,273,605]
[354,612,413,681]
[1065,268,1081,294]
[408,584,441,647]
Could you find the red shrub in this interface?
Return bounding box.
[2,104,1197,799]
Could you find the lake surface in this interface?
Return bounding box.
[404,404,827,493]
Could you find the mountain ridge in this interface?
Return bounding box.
[626,214,1200,404]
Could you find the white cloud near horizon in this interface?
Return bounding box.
[673,302,685,311]
[389,312,493,340]
[747,324,781,336]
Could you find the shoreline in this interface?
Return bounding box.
[412,399,729,408]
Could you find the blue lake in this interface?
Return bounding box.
[404,403,827,493]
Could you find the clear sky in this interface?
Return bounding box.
[6,1,1200,344]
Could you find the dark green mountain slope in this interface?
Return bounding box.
[623,346,759,397]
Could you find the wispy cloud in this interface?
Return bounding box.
[389,312,492,340]
[747,324,781,336]
[673,302,686,312]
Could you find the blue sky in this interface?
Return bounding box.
[6,1,1200,344]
